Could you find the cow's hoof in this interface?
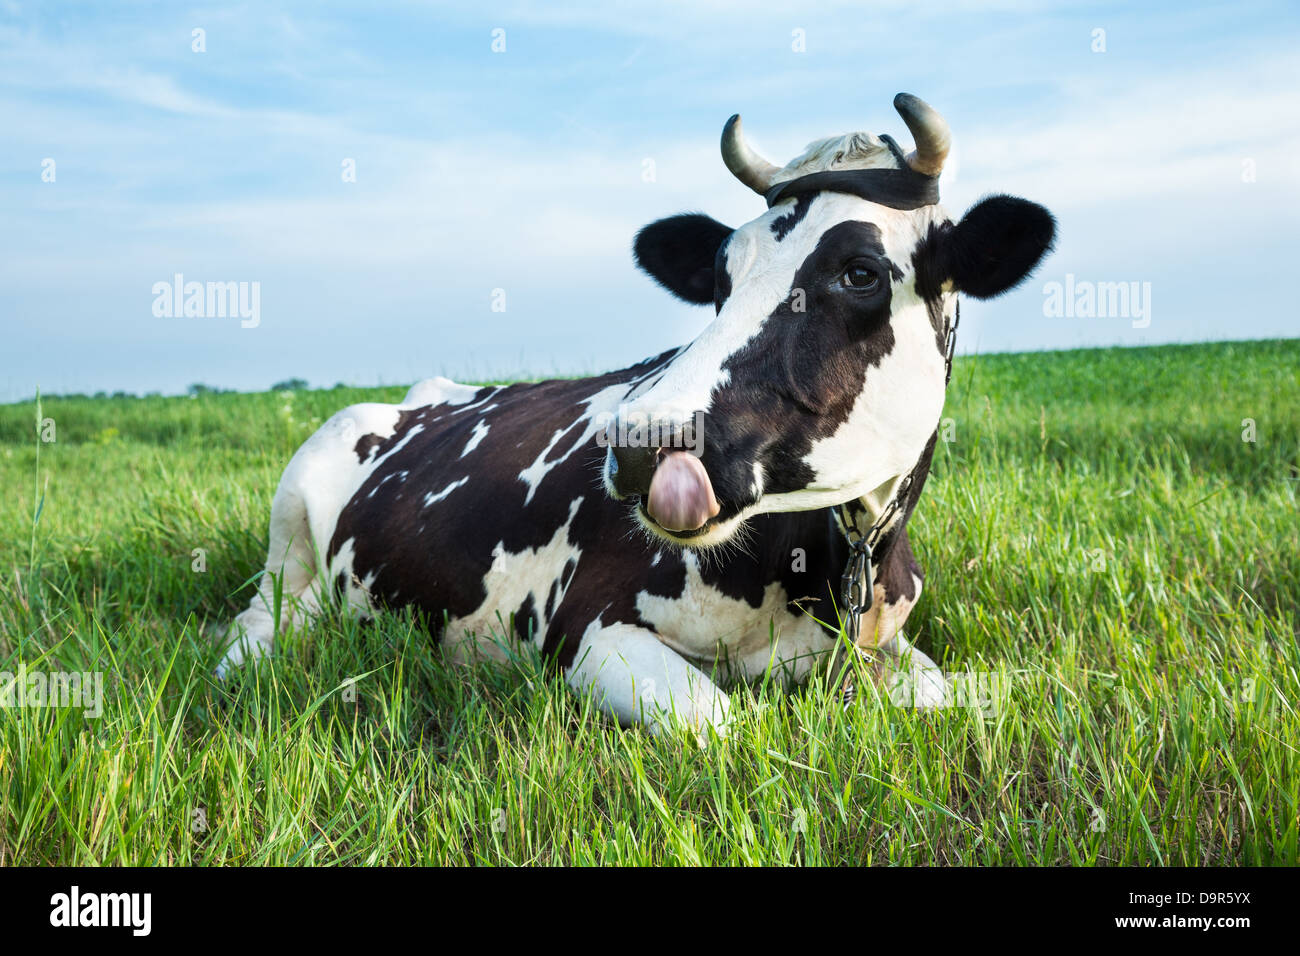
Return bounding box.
[876,635,948,709]
[691,713,732,747]
[884,664,948,708]
[645,696,732,744]
[214,625,273,680]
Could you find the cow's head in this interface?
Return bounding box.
[605,94,1054,547]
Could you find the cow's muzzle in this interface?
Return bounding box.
[606,444,721,534]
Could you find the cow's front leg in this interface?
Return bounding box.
[849,528,946,708]
[566,623,731,739]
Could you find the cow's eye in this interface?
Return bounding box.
[841,262,880,290]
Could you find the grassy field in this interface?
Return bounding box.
[1,339,1297,865]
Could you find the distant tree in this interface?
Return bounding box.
[271,377,309,392]
[187,383,231,396]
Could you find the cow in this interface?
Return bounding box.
[218,93,1055,737]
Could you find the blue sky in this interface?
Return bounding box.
[2,0,1297,400]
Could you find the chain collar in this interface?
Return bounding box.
[836,470,915,649]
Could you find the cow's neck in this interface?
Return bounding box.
[836,431,938,558]
[848,474,911,539]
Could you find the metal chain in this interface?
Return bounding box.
[944,298,961,386]
[837,471,914,650]
[836,299,958,704]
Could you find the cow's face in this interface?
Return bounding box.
[604,95,1055,548]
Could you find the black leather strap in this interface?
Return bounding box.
[765,168,939,211]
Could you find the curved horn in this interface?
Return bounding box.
[893,93,950,177]
[721,114,781,195]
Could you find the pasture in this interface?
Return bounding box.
[1,338,1297,865]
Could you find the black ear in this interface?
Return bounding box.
[942,195,1056,299]
[633,213,733,305]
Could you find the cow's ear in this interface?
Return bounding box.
[634,213,733,305]
[942,195,1055,299]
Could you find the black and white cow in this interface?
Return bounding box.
[219,94,1055,736]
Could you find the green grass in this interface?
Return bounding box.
[2,339,1297,865]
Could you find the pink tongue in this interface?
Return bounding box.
[647,452,721,532]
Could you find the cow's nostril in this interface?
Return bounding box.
[609,441,660,498]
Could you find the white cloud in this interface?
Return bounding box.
[948,51,1300,210]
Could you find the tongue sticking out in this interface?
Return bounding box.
[646,451,721,532]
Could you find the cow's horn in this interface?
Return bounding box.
[721,114,780,195]
[893,93,950,177]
